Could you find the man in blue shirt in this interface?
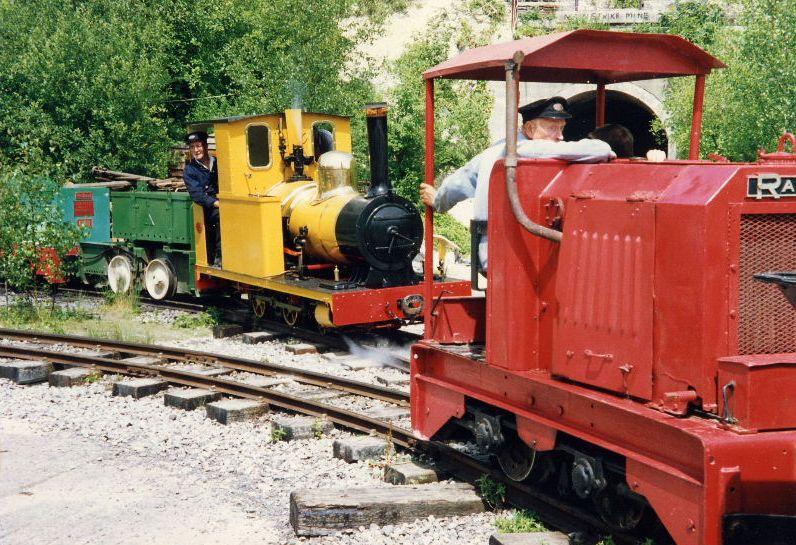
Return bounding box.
[183,131,221,267]
[420,97,614,272]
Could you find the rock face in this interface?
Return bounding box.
[289,483,486,536]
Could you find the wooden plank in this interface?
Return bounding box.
[289,483,485,536]
[490,532,570,545]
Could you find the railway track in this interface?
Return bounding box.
[53,287,416,371]
[0,329,651,545]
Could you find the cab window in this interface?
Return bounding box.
[313,122,335,160]
[247,124,271,168]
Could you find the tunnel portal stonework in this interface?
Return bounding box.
[488,79,676,158]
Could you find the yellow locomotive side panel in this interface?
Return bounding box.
[192,203,209,267]
[218,194,284,277]
[300,112,352,181]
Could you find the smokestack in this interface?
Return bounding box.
[365,103,391,198]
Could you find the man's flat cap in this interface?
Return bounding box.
[186,131,209,144]
[519,97,572,123]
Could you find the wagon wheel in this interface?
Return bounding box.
[497,439,537,482]
[282,307,301,327]
[107,255,134,294]
[592,487,647,532]
[251,296,268,319]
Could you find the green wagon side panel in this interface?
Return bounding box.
[111,191,195,245]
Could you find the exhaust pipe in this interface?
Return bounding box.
[365,103,391,198]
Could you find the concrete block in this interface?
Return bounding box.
[294,388,345,402]
[79,350,117,359]
[240,375,292,388]
[242,331,284,344]
[339,357,380,370]
[290,482,484,536]
[112,378,168,399]
[383,461,444,485]
[48,367,97,387]
[213,324,244,338]
[206,399,267,424]
[489,532,570,545]
[321,351,349,362]
[365,406,410,421]
[122,356,162,366]
[271,415,334,441]
[164,388,221,411]
[332,437,389,463]
[286,343,318,355]
[375,373,410,387]
[190,366,231,377]
[0,360,53,385]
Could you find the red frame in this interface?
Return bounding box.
[415,29,796,545]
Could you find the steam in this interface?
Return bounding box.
[341,336,412,372]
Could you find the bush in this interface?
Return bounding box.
[0,171,82,293]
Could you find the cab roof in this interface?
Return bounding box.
[424,29,725,83]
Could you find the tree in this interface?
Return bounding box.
[645,0,795,160]
[0,171,82,300]
[0,0,409,181]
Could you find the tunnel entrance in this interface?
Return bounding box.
[563,90,667,157]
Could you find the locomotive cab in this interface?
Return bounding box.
[415,29,796,545]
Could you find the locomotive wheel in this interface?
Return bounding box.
[497,439,537,482]
[592,487,647,532]
[251,296,268,319]
[282,307,301,327]
[107,255,134,294]
[143,259,176,300]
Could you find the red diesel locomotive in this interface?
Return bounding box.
[413,30,796,545]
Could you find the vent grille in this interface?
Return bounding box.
[738,214,796,355]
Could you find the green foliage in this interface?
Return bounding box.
[635,1,727,50]
[648,0,796,160]
[0,300,93,334]
[475,474,506,509]
[434,213,471,256]
[495,510,546,533]
[609,0,641,8]
[271,425,287,442]
[102,288,141,314]
[386,2,505,203]
[173,310,218,329]
[0,0,408,180]
[0,171,82,292]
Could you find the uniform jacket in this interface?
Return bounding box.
[183,157,218,209]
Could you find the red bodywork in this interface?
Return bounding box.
[415,30,796,545]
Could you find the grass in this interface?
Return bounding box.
[0,288,213,344]
[0,299,93,334]
[173,310,218,329]
[271,425,287,442]
[476,474,507,510]
[495,510,547,533]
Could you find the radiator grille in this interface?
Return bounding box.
[738,214,796,354]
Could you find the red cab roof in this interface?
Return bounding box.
[424,30,724,83]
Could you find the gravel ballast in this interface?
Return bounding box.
[0,375,499,545]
